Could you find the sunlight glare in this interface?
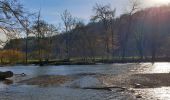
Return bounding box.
[150,63,170,73]
[149,0,170,5]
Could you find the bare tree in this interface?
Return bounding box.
[134,25,144,60]
[32,11,49,65]
[45,24,58,61]
[61,10,77,61]
[133,10,147,60]
[121,0,141,61]
[0,0,33,64]
[0,0,23,45]
[91,3,116,60]
[149,8,161,62]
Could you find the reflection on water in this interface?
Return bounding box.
[0,64,141,76]
[132,62,170,100]
[135,87,170,100]
[131,62,170,73]
[149,62,170,73]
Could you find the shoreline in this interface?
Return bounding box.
[1,58,170,66]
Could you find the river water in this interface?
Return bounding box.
[0,63,170,100]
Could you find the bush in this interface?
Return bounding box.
[0,49,25,64]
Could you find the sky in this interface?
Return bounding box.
[20,0,170,26]
[21,0,129,25]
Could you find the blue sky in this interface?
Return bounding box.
[21,0,130,25]
[20,0,170,25]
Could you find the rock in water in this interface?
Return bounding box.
[0,71,13,79]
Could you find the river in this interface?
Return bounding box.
[0,63,170,100]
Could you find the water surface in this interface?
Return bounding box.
[1,62,170,100]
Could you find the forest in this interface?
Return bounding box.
[1,0,170,65]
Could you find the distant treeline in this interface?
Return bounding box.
[3,5,170,63]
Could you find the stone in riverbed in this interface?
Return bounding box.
[0,71,13,79]
[136,94,142,98]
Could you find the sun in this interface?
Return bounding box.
[151,0,170,5]
[143,0,170,7]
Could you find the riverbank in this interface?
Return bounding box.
[1,57,170,66]
[27,57,170,66]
